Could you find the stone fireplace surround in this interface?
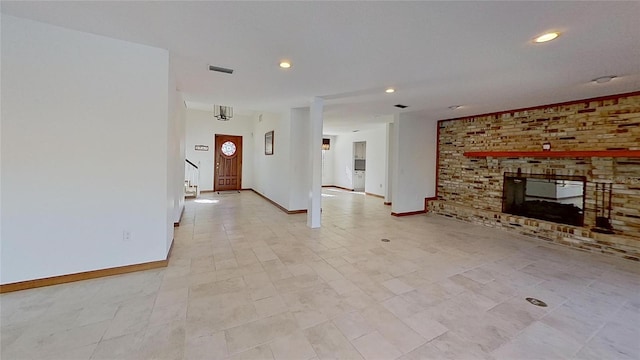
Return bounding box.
[430,91,640,261]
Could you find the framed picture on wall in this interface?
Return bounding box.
[265,130,274,155]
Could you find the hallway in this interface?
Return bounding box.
[2,189,639,359]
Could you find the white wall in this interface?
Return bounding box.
[247,108,315,212]
[322,135,336,186]
[167,59,186,250]
[384,123,394,203]
[185,109,254,191]
[331,124,389,196]
[289,108,311,211]
[333,134,354,190]
[1,15,172,284]
[252,111,292,209]
[391,113,438,213]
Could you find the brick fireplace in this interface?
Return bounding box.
[430,92,640,261]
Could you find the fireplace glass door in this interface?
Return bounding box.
[502,173,586,226]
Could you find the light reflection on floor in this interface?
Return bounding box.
[194,199,220,204]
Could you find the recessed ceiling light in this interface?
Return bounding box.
[279,61,291,69]
[448,105,462,110]
[385,88,395,93]
[534,32,560,43]
[592,75,616,84]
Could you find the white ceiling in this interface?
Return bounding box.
[2,1,639,134]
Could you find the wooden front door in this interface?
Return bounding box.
[214,134,242,191]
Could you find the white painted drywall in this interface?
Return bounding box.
[321,135,336,186]
[1,15,171,284]
[332,124,388,196]
[252,111,291,209]
[363,126,387,196]
[289,108,311,211]
[167,59,186,251]
[184,109,254,191]
[333,134,355,190]
[307,99,323,228]
[384,122,394,203]
[391,113,438,213]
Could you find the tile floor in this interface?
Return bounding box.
[2,188,639,360]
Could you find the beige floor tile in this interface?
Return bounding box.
[134,322,186,360]
[148,301,188,327]
[154,287,190,308]
[540,303,604,343]
[592,321,639,354]
[228,344,274,360]
[102,307,152,340]
[450,313,519,353]
[402,331,493,360]
[351,331,402,360]
[273,274,323,293]
[269,331,317,360]
[331,311,374,341]
[308,261,345,282]
[189,276,246,300]
[327,278,358,295]
[187,294,258,333]
[303,321,364,360]
[487,297,545,331]
[190,255,216,274]
[51,342,97,360]
[341,288,377,310]
[460,267,495,284]
[3,190,639,360]
[291,307,330,329]
[360,305,426,354]
[73,303,119,327]
[32,320,110,357]
[575,335,639,360]
[90,330,145,360]
[382,295,425,319]
[492,321,583,359]
[184,332,228,360]
[254,295,287,318]
[351,276,395,301]
[400,311,448,342]
[244,272,279,301]
[286,263,317,277]
[381,278,415,295]
[225,312,299,354]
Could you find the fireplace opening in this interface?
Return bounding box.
[502,172,586,226]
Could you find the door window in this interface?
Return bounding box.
[221,141,237,156]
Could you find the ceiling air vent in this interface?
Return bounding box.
[208,65,234,74]
[394,104,408,109]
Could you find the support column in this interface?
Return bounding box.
[307,97,323,228]
[391,113,401,214]
[384,122,394,204]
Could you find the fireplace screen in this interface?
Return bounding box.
[502,172,586,226]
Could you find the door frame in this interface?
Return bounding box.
[213,134,243,191]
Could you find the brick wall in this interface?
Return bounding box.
[434,92,640,260]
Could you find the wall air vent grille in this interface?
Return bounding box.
[208,65,234,74]
[394,104,408,109]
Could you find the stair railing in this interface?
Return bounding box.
[185,159,200,198]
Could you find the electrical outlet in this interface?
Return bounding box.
[123,231,131,242]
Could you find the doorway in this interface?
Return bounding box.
[214,134,243,191]
[353,141,366,191]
